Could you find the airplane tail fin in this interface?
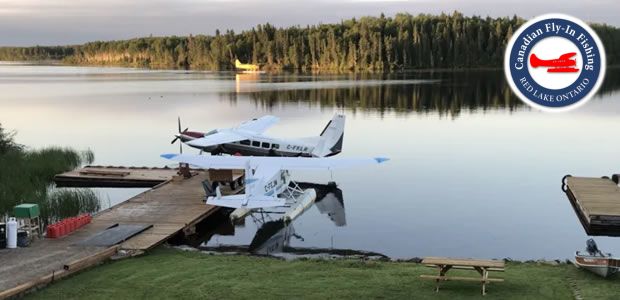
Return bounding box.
[312,114,345,157]
[207,194,285,209]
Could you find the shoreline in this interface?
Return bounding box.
[24,246,619,299]
[177,244,578,264]
[2,59,620,74]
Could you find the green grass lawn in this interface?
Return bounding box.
[27,247,620,299]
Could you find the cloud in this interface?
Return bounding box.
[0,0,618,46]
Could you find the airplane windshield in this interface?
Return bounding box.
[205,129,218,136]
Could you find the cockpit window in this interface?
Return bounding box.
[205,129,218,136]
[240,140,250,145]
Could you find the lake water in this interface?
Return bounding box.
[1,63,620,260]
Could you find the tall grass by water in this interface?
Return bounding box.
[0,123,99,223]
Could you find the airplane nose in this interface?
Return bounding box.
[171,133,183,144]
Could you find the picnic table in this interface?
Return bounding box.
[420,257,505,295]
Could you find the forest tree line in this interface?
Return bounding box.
[1,12,619,71]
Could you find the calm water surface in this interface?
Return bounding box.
[2,63,620,259]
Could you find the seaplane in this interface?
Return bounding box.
[160,153,388,209]
[530,52,579,73]
[171,114,345,157]
[234,59,260,72]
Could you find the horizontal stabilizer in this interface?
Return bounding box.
[207,194,286,209]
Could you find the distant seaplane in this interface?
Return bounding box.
[530,52,579,73]
[171,114,346,158]
[235,59,264,73]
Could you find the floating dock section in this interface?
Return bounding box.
[54,166,180,188]
[563,175,620,236]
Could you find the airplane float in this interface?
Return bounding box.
[530,52,579,73]
[160,153,388,209]
[171,114,345,157]
[248,183,345,255]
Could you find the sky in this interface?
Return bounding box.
[0,0,618,47]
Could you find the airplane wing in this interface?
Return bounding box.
[186,131,247,148]
[559,52,576,60]
[160,153,389,170]
[236,115,280,133]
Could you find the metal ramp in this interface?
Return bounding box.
[77,224,153,247]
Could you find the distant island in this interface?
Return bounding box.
[1,12,619,71]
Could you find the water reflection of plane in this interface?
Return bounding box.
[249,182,345,255]
[235,73,261,94]
[300,182,345,227]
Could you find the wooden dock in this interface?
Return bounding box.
[54,166,181,188]
[563,175,620,236]
[0,168,244,297]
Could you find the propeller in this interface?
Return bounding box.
[171,116,189,144]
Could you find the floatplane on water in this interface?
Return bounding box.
[161,153,388,209]
[172,114,346,157]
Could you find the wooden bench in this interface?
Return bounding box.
[420,257,505,295]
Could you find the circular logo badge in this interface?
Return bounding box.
[504,14,606,112]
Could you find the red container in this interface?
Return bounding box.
[52,224,60,238]
[47,224,58,238]
[62,221,69,236]
[57,221,67,237]
[68,218,76,232]
[81,215,87,227]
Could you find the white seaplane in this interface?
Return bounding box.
[171,114,345,157]
[160,153,388,209]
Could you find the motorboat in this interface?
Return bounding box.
[575,239,619,278]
